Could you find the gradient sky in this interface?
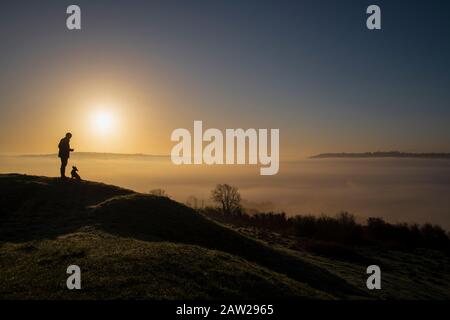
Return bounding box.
[0,0,449,159]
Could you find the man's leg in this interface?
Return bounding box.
[60,157,68,178]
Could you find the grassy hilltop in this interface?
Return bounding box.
[0,174,448,299]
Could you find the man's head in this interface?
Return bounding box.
[65,132,72,139]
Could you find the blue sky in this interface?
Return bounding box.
[0,0,449,157]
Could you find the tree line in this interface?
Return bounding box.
[200,184,450,252]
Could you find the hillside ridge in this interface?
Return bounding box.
[0,173,364,299]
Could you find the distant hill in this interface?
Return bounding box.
[0,174,360,299]
[310,152,450,159]
[18,152,169,160]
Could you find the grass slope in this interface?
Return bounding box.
[0,174,363,299]
[236,227,450,300]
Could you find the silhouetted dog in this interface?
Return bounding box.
[71,166,81,181]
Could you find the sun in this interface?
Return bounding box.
[91,110,116,135]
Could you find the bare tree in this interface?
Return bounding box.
[211,184,241,215]
[149,189,169,198]
[186,195,200,209]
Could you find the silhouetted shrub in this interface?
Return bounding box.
[420,223,449,249]
[291,212,363,244]
[365,218,450,250]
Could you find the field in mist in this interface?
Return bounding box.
[1,154,449,229]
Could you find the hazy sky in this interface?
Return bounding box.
[0,0,449,159]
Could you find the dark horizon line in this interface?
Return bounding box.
[5,150,450,160]
[310,151,450,159]
[15,152,170,158]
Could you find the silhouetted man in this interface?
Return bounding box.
[58,132,74,178]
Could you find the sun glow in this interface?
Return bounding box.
[91,110,116,135]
